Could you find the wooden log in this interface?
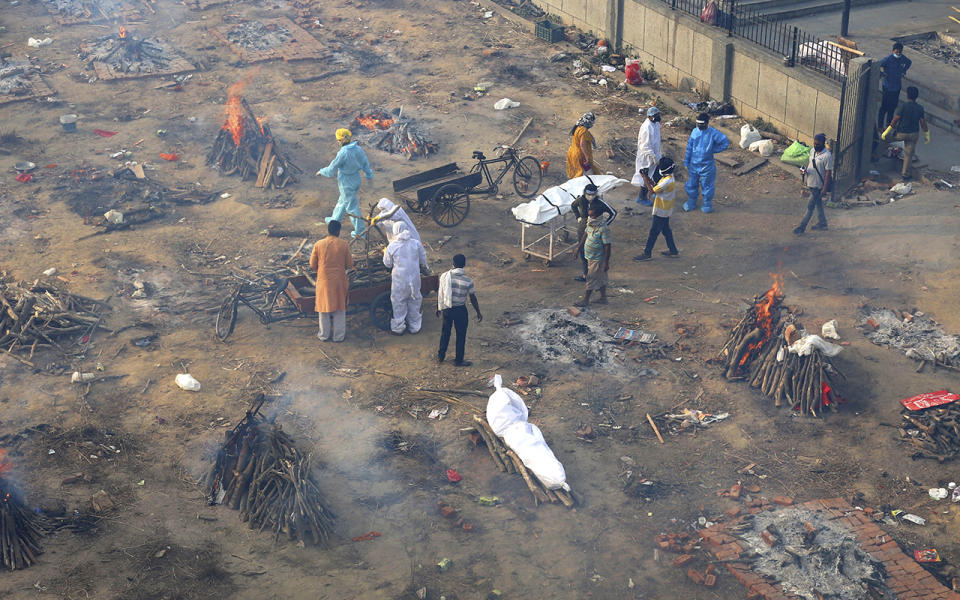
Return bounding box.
[472,416,507,472]
[726,327,761,379]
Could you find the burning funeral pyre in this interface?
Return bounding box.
[207,80,300,188]
[1,451,45,570]
[203,399,334,545]
[351,110,438,160]
[718,276,845,416]
[79,27,173,75]
[0,274,106,366]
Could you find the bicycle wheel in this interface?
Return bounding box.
[431,184,470,228]
[215,287,240,341]
[513,156,543,198]
[404,194,428,214]
[370,291,393,331]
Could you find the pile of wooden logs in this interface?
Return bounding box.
[717,281,844,416]
[0,475,45,570]
[900,403,960,462]
[206,96,300,189]
[204,398,334,545]
[0,275,106,365]
[467,416,575,508]
[353,113,438,160]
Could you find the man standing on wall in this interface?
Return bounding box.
[682,113,730,214]
[877,42,912,130]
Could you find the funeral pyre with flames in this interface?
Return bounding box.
[351,110,438,160]
[79,27,174,75]
[207,79,300,188]
[202,398,334,545]
[717,275,845,416]
[1,450,45,570]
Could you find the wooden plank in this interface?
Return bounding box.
[734,157,768,176]
[392,162,459,192]
[255,141,274,188]
[827,40,864,56]
[716,154,742,168]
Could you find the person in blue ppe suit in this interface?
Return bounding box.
[682,113,730,213]
[316,128,374,238]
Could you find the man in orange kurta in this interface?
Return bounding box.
[309,220,354,342]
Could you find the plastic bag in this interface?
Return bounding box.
[740,124,762,149]
[625,60,642,86]
[700,0,718,25]
[821,319,840,340]
[486,375,569,490]
[175,373,201,391]
[780,140,811,167]
[493,98,520,110]
[748,139,774,157]
[890,182,912,195]
[788,335,842,357]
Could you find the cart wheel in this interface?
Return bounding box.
[215,289,239,342]
[431,184,470,228]
[404,196,427,214]
[513,156,543,198]
[370,291,393,331]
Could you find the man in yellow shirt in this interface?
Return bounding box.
[635,157,679,261]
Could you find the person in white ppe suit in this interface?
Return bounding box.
[382,221,429,335]
[632,106,663,206]
[373,198,421,244]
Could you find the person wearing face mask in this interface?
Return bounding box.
[383,221,429,335]
[316,128,374,239]
[792,133,832,235]
[682,113,730,213]
[570,182,616,282]
[881,86,929,180]
[632,106,663,206]
[566,112,601,178]
[878,42,912,130]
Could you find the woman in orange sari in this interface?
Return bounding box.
[565,112,600,178]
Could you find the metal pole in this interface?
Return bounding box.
[727,0,735,36]
[789,26,798,67]
[840,0,851,37]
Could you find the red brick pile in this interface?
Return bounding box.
[700,497,960,600]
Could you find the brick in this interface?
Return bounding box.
[725,506,742,518]
[673,554,693,567]
[566,306,581,317]
[749,507,762,514]
[772,495,794,506]
[803,521,817,534]
[656,539,671,549]
[730,484,742,499]
[880,540,899,551]
[745,484,761,493]
[687,568,705,585]
[704,573,717,588]
[761,530,778,547]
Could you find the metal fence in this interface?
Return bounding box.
[661,0,848,83]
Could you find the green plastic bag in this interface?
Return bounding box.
[780,140,811,167]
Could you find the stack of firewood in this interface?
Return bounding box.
[900,403,960,462]
[467,416,575,508]
[204,398,334,545]
[0,275,106,364]
[0,475,45,570]
[718,282,844,416]
[206,96,300,189]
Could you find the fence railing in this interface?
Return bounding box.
[662,0,848,83]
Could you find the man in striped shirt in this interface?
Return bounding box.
[436,254,483,366]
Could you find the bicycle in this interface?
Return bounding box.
[215,275,301,341]
[469,145,543,199]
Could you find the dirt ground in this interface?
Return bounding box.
[1,0,960,598]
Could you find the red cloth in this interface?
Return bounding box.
[93,129,118,137]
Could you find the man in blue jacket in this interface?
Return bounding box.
[877,42,912,130]
[682,113,730,213]
[317,128,374,238]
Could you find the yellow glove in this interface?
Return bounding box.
[924,130,931,144]
[881,126,894,141]
[370,215,379,226]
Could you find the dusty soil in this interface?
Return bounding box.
[1,0,960,599]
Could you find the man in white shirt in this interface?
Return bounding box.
[632,106,663,206]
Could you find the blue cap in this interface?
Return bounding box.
[646,106,660,117]
[814,133,826,143]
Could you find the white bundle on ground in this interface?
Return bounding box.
[486,375,568,490]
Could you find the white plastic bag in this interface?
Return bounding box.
[889,182,912,195]
[28,37,53,48]
[486,375,569,490]
[175,373,201,391]
[748,139,774,157]
[740,124,762,149]
[493,98,520,110]
[821,319,840,340]
[104,210,124,225]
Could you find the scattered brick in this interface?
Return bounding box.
[566,306,581,317]
[673,554,693,567]
[704,573,717,587]
[803,522,817,534]
[745,484,761,493]
[761,530,778,547]
[725,506,742,518]
[687,569,704,585]
[730,483,742,499]
[772,495,794,506]
[656,539,671,549]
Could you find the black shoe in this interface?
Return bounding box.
[453,360,472,367]
[810,223,828,231]
[661,251,679,258]
[792,227,805,235]
[574,275,586,282]
[437,356,445,364]
[633,253,652,262]
[390,330,404,336]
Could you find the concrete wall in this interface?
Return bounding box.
[534,0,843,143]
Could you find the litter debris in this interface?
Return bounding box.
[889,182,913,196]
[445,468,462,483]
[493,98,520,110]
[821,319,840,340]
[901,513,926,525]
[103,209,123,225]
[900,390,959,411]
[70,371,96,383]
[175,373,201,391]
[27,38,53,48]
[914,549,941,563]
[612,327,656,343]
[665,409,730,427]
[928,488,948,500]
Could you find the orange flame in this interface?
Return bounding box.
[221,73,259,147]
[739,273,784,366]
[356,114,395,130]
[0,449,11,475]
[119,26,127,39]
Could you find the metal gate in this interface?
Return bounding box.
[833,59,873,193]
